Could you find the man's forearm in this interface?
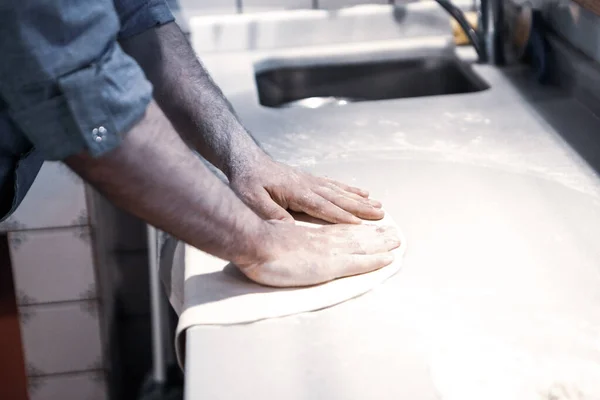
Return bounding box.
[120,22,264,178]
[66,101,268,264]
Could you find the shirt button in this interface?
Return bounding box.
[92,126,106,143]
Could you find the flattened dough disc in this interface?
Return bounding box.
[159,213,406,367]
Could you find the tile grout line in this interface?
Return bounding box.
[27,368,106,379]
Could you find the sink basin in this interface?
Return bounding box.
[255,56,489,108]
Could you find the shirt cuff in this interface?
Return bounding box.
[117,0,176,39]
[9,43,152,160]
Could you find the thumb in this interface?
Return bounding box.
[245,189,295,223]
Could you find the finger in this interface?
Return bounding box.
[323,178,370,198]
[320,184,384,214]
[329,253,395,280]
[242,189,295,223]
[324,182,383,208]
[313,186,385,221]
[290,192,362,224]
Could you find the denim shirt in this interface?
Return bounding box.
[0,0,174,220]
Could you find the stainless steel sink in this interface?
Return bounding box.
[187,1,488,109]
[255,56,489,108]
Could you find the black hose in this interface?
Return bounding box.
[435,0,486,62]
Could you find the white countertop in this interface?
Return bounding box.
[182,7,600,399]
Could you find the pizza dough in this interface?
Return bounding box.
[159,213,406,367]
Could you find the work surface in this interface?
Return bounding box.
[184,37,600,399]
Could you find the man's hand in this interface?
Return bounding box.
[68,102,401,288]
[238,221,401,287]
[119,24,384,225]
[230,153,385,224]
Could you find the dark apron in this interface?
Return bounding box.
[0,105,44,221]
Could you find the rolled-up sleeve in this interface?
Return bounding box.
[115,0,175,39]
[0,0,154,160]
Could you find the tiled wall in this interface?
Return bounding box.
[178,0,392,15]
[2,162,110,400]
[18,302,104,375]
[242,0,313,13]
[27,372,107,400]
[0,163,88,232]
[10,228,96,305]
[318,0,389,9]
[1,156,168,400]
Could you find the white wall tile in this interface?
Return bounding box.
[190,3,449,52]
[8,228,96,305]
[242,0,312,12]
[179,0,238,15]
[0,162,88,232]
[318,0,389,9]
[19,301,104,375]
[28,371,108,400]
